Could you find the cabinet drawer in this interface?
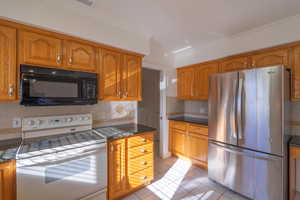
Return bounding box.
[128,133,154,148]
[188,124,208,135]
[170,121,187,131]
[128,167,153,189]
[128,143,153,159]
[128,153,153,175]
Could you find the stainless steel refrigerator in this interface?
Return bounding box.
[208,66,290,200]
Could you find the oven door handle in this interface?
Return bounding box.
[18,145,107,167]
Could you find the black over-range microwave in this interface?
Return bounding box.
[20,65,98,106]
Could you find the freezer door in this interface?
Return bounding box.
[256,66,284,156]
[237,69,257,151]
[254,152,284,200]
[209,72,238,145]
[208,142,255,199]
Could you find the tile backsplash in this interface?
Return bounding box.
[0,101,137,130]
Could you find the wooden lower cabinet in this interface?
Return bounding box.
[108,132,154,200]
[0,160,16,200]
[169,121,208,169]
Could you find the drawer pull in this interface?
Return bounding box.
[139,149,147,153]
[140,161,147,165]
[139,176,147,180]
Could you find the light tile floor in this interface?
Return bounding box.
[122,156,249,200]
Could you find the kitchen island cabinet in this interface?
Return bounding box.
[108,132,154,200]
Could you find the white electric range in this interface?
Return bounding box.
[16,114,107,200]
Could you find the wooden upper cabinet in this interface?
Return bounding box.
[99,49,122,101]
[251,49,289,68]
[292,46,300,100]
[0,160,16,200]
[122,55,142,101]
[0,25,16,101]
[177,68,194,100]
[19,31,63,68]
[108,139,127,200]
[193,62,218,100]
[64,40,97,72]
[219,56,249,72]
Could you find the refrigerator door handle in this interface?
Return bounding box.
[210,142,280,161]
[237,77,244,140]
[230,79,238,139]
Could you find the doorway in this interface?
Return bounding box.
[138,68,161,154]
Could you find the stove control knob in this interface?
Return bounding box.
[67,118,73,122]
[27,120,35,126]
[79,117,84,121]
[85,116,90,120]
[37,120,43,125]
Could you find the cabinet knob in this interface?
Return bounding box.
[140,139,147,142]
[69,57,73,64]
[118,91,121,97]
[140,161,147,165]
[56,55,62,64]
[8,84,14,97]
[139,149,147,153]
[139,176,147,180]
[252,61,256,67]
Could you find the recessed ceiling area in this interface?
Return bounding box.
[64,0,300,55]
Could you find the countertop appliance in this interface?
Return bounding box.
[20,65,97,106]
[208,66,290,200]
[16,114,107,200]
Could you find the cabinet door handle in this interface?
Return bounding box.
[8,84,14,97]
[69,57,73,64]
[56,55,62,64]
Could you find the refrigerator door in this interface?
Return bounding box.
[237,69,258,151]
[256,66,284,156]
[209,72,238,145]
[254,152,283,200]
[208,141,255,199]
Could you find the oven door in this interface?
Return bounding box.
[17,145,107,200]
[20,73,97,106]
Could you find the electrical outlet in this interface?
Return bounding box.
[12,118,21,128]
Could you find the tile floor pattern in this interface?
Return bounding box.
[122,156,249,200]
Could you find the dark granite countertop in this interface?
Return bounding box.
[0,138,22,163]
[289,136,300,147]
[168,116,208,126]
[93,123,156,140]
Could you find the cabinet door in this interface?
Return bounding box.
[252,49,289,68]
[19,31,63,67]
[99,49,122,100]
[194,63,219,100]
[0,25,16,101]
[187,133,208,166]
[65,40,97,72]
[122,55,142,100]
[0,160,16,200]
[172,129,186,156]
[220,57,249,72]
[108,139,127,200]
[177,68,193,99]
[293,46,300,100]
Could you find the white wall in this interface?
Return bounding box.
[0,0,149,55]
[174,14,300,67]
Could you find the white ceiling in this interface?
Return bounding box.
[62,0,300,55]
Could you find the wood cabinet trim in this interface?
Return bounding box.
[0,18,144,57]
